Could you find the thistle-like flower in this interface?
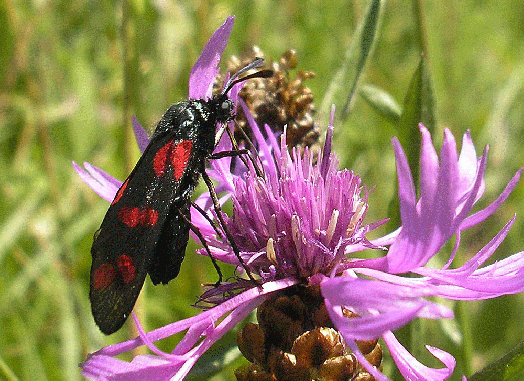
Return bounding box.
[76,16,524,381]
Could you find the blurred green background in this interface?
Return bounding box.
[2,0,524,380]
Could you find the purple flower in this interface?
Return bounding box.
[75,16,524,381]
[195,111,382,284]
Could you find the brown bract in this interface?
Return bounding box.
[235,285,383,381]
[215,47,319,152]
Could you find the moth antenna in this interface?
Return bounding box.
[222,57,273,95]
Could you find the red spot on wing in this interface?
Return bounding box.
[112,178,129,205]
[153,140,175,177]
[117,254,136,284]
[118,207,141,227]
[153,139,192,180]
[172,140,193,180]
[93,263,116,290]
[145,209,159,226]
[118,206,159,227]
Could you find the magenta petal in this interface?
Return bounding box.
[385,126,512,274]
[387,139,418,272]
[460,168,523,231]
[393,136,417,221]
[188,16,235,99]
[90,279,296,358]
[452,146,487,226]
[429,128,457,231]
[132,116,150,153]
[322,276,452,340]
[327,298,425,341]
[82,354,179,381]
[457,130,481,199]
[413,216,524,297]
[73,161,121,203]
[383,331,455,381]
[418,124,439,211]
[413,128,459,263]
[82,282,297,381]
[417,216,515,279]
[172,319,212,355]
[173,297,261,380]
[436,260,524,298]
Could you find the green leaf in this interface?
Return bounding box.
[384,54,437,264]
[397,55,436,190]
[320,0,386,123]
[468,341,524,381]
[360,83,402,123]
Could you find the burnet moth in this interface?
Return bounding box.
[90,58,272,335]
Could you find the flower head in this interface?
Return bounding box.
[199,110,380,284]
[76,16,524,381]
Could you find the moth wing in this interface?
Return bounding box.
[148,198,191,285]
[89,105,199,334]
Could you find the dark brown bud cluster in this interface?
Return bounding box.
[235,286,382,381]
[216,47,319,151]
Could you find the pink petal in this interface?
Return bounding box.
[383,331,455,381]
[189,16,235,99]
[132,116,150,153]
[73,161,121,203]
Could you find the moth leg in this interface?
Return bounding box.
[201,170,258,284]
[208,149,249,160]
[191,200,223,238]
[179,209,223,285]
[225,124,264,177]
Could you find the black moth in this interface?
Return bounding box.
[90,58,271,335]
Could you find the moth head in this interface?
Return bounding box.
[213,97,235,124]
[213,58,273,125]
